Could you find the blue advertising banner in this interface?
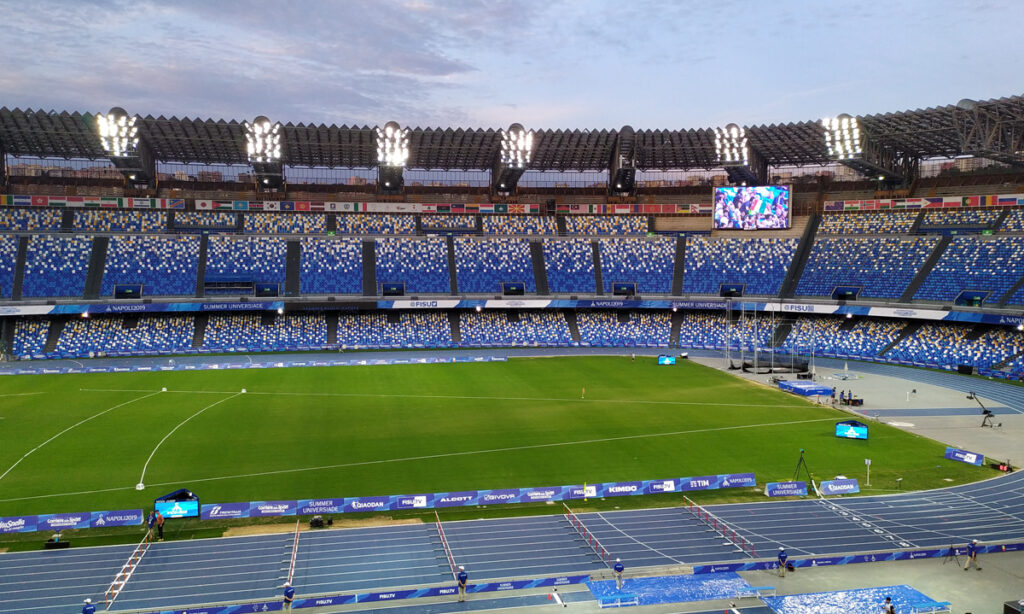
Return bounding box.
[944,447,984,466]
[249,501,297,517]
[819,478,860,496]
[37,512,92,531]
[91,509,145,528]
[764,481,808,497]
[0,515,37,534]
[200,502,250,520]
[297,498,345,515]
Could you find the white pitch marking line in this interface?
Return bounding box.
[0,392,46,398]
[0,417,837,504]
[0,391,162,484]
[137,391,244,486]
[78,388,817,409]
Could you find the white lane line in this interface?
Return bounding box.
[0,391,162,484]
[137,392,244,486]
[594,511,685,564]
[0,417,837,504]
[79,388,816,409]
[0,392,46,398]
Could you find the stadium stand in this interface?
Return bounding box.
[543,238,595,293]
[244,213,326,234]
[336,312,454,348]
[11,318,49,357]
[885,323,1024,368]
[206,236,287,284]
[21,235,93,298]
[796,236,939,299]
[677,311,728,349]
[335,214,415,235]
[73,210,166,232]
[921,208,1001,227]
[576,311,671,346]
[564,215,647,235]
[374,237,450,294]
[913,236,1024,303]
[727,315,775,350]
[299,237,363,295]
[779,317,903,359]
[203,313,327,350]
[0,207,62,232]
[101,235,201,297]
[454,237,536,293]
[0,235,17,298]
[1000,208,1024,232]
[55,316,195,356]
[174,211,236,228]
[817,211,917,235]
[683,237,796,296]
[459,311,572,347]
[421,214,476,230]
[481,215,558,235]
[598,237,675,294]
[1009,285,1024,305]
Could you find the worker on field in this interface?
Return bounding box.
[777,546,788,576]
[82,598,96,614]
[283,581,295,610]
[964,539,982,571]
[457,565,468,602]
[155,510,165,541]
[613,558,625,590]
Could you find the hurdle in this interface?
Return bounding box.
[684,496,757,558]
[435,510,458,580]
[104,528,152,609]
[563,502,612,566]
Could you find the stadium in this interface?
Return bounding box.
[2,15,1024,611]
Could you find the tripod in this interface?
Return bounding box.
[941,541,962,567]
[793,449,812,484]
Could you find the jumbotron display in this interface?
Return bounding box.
[713,186,791,230]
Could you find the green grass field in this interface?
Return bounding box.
[0,356,991,522]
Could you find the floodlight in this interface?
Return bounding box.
[376,121,410,167]
[245,116,282,164]
[97,110,139,157]
[822,114,862,159]
[715,123,748,166]
[500,123,533,169]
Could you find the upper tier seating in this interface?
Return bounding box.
[564,216,647,235]
[74,210,166,232]
[421,215,476,230]
[203,313,327,350]
[454,237,536,293]
[21,235,92,298]
[543,238,595,293]
[1000,209,1024,232]
[336,312,453,348]
[818,211,917,235]
[11,319,49,357]
[206,236,287,283]
[299,237,363,295]
[913,236,1024,303]
[0,235,17,298]
[683,237,796,296]
[174,211,236,227]
[598,238,675,293]
[577,311,671,346]
[56,316,195,356]
[482,215,558,235]
[921,208,1001,227]
[244,213,326,234]
[375,237,450,294]
[101,235,200,297]
[1009,285,1024,305]
[885,323,1024,368]
[796,236,938,299]
[459,311,572,346]
[335,214,415,235]
[0,208,62,232]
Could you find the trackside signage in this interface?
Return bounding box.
[0,474,755,534]
[944,447,984,466]
[764,481,808,497]
[819,478,860,496]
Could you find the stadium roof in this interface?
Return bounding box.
[0,95,1021,171]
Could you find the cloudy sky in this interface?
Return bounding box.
[1,0,1021,130]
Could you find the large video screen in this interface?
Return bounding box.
[155,499,199,519]
[713,186,790,230]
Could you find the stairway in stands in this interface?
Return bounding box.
[195,235,209,297]
[771,317,796,347]
[671,236,685,295]
[446,236,458,295]
[11,236,29,300]
[530,240,549,294]
[898,236,951,302]
[591,241,604,295]
[564,310,581,344]
[43,319,66,353]
[878,320,922,357]
[361,239,377,296]
[447,312,461,343]
[82,237,109,300]
[192,314,209,348]
[778,213,820,298]
[284,240,301,296]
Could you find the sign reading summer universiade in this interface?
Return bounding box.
[0,474,756,533]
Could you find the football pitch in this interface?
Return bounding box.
[0,356,988,520]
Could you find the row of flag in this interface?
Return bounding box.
[825,194,1024,211]
[0,195,184,209]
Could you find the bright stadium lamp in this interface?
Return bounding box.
[715,123,749,166]
[377,121,409,194]
[822,114,862,159]
[493,123,533,194]
[95,107,154,187]
[245,116,284,190]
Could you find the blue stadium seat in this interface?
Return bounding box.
[796,237,938,299]
[101,235,200,297]
[914,236,1024,302]
[0,207,62,231]
[21,235,93,298]
[543,238,595,293]
[375,237,450,294]
[244,213,326,234]
[564,216,647,235]
[0,235,17,298]
[818,211,917,235]
[336,312,453,348]
[459,311,571,347]
[577,311,670,347]
[454,237,536,293]
[74,210,166,232]
[482,215,558,235]
[599,238,674,294]
[684,237,796,296]
[206,236,287,284]
[299,237,362,295]
[56,316,195,356]
[203,313,327,351]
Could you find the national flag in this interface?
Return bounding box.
[279,201,295,211]
[962,196,980,207]
[248,201,265,211]
[48,198,66,207]
[31,196,48,207]
[295,202,310,212]
[435,204,451,213]
[450,203,465,213]
[570,204,586,213]
[64,196,84,208]
[233,201,249,211]
[844,203,860,211]
[83,197,103,207]
[0,195,9,206]
[309,202,324,211]
[167,199,185,210]
[494,204,508,213]
[464,203,479,212]
[997,195,1019,206]
[508,204,525,213]
[195,200,212,210]
[101,197,121,208]
[924,198,945,208]
[421,204,436,212]
[525,204,539,213]
[614,204,632,214]
[478,204,494,213]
